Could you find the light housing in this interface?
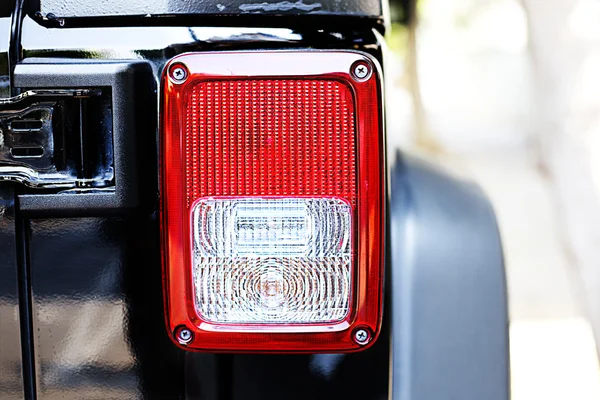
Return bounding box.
[161,51,383,352]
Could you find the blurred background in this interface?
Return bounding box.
[386,0,600,398]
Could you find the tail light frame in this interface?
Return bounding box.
[161,50,384,353]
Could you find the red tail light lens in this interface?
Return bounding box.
[161,51,383,352]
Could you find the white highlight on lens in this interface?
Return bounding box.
[191,198,352,324]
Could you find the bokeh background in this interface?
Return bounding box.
[386,0,600,398]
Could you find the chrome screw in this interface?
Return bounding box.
[354,328,370,345]
[352,62,371,80]
[171,66,188,83]
[176,328,193,345]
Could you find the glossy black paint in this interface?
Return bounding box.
[28,215,185,399]
[31,0,384,30]
[0,12,392,400]
[0,1,15,18]
[228,330,390,400]
[19,17,384,74]
[36,1,383,18]
[0,16,25,400]
[0,187,25,400]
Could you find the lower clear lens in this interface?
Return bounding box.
[194,256,351,323]
[191,197,352,324]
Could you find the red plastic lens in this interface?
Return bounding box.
[185,79,356,202]
[161,51,383,352]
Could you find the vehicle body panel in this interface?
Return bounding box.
[0,4,509,399]
[0,188,24,400]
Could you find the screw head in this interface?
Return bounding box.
[353,328,371,345]
[175,327,193,345]
[352,61,372,81]
[170,64,188,83]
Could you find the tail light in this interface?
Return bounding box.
[161,51,383,352]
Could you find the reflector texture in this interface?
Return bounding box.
[185,79,357,325]
[185,79,357,204]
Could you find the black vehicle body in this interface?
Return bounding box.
[0,1,509,399]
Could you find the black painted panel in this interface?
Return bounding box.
[16,20,390,400]
[0,188,24,400]
[36,0,383,21]
[0,2,14,18]
[29,216,184,399]
[228,312,390,400]
[182,319,390,400]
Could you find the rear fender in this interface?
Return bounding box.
[388,152,510,400]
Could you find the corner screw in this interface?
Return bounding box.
[354,328,371,345]
[176,327,193,345]
[170,65,188,83]
[352,61,371,81]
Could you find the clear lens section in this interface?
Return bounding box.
[192,198,352,324]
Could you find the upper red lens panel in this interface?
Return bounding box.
[161,51,383,353]
[185,79,356,203]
